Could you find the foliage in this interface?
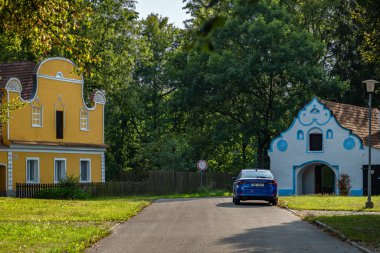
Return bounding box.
[279,195,380,211]
[0,0,94,69]
[36,187,90,200]
[338,173,352,196]
[172,0,330,169]
[36,176,90,200]
[1,0,379,177]
[0,98,26,123]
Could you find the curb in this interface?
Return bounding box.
[109,223,121,231]
[283,206,374,253]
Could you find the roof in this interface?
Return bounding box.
[321,100,380,149]
[0,61,38,100]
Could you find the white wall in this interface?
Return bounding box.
[268,98,372,196]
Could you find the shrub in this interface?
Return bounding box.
[36,176,90,200]
[338,173,351,196]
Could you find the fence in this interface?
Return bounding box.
[16,171,234,198]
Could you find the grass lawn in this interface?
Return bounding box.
[279,195,380,251]
[0,191,229,252]
[306,215,380,251]
[279,195,380,211]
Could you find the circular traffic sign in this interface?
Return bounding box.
[197,160,208,170]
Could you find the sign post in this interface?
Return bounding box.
[197,160,208,188]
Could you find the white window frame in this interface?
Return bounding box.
[31,106,43,127]
[54,158,67,183]
[79,159,91,183]
[80,108,89,131]
[26,158,40,183]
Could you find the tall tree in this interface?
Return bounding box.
[175,0,331,168]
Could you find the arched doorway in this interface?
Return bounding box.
[296,162,337,195]
[0,165,6,196]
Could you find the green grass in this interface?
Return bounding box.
[0,222,109,253]
[0,197,150,252]
[279,195,380,211]
[279,195,380,251]
[0,190,229,252]
[307,215,380,250]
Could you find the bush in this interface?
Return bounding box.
[36,176,90,200]
[36,187,90,200]
[338,173,351,196]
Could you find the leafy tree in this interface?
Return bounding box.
[175,0,331,168]
[0,98,26,123]
[0,0,93,69]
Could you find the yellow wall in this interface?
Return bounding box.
[12,152,102,189]
[5,58,104,145]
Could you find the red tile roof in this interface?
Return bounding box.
[0,61,38,100]
[321,100,380,149]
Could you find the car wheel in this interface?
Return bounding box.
[234,198,240,205]
[271,199,278,206]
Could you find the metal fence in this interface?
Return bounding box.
[16,171,233,198]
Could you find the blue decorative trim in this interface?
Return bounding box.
[349,189,363,196]
[277,139,288,152]
[310,108,320,114]
[297,130,304,140]
[268,118,297,152]
[268,97,365,153]
[326,129,333,139]
[279,189,294,196]
[343,137,355,150]
[298,97,331,126]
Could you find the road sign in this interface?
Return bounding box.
[197,160,208,171]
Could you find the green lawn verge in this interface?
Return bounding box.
[279,195,380,211]
[0,190,229,252]
[306,215,380,251]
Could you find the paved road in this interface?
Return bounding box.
[87,197,360,253]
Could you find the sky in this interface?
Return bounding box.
[135,0,191,28]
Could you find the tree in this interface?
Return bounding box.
[0,98,26,123]
[174,0,331,168]
[0,0,93,69]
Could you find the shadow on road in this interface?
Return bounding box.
[216,201,272,208]
[217,220,357,253]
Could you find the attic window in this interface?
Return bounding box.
[32,106,43,127]
[80,108,89,131]
[308,128,323,151]
[56,72,63,78]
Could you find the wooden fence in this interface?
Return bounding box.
[16,171,234,198]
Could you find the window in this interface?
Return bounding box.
[326,129,333,139]
[32,106,42,127]
[80,159,91,182]
[26,158,39,183]
[80,109,89,131]
[56,111,64,139]
[54,159,66,183]
[309,133,323,151]
[297,130,304,140]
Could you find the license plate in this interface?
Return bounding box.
[252,183,264,187]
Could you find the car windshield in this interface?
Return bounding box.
[241,170,273,179]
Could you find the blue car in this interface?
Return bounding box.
[232,169,278,205]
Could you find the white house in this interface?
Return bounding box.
[269,97,380,196]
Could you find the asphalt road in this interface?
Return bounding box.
[87,197,361,253]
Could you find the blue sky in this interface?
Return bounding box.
[135,0,191,28]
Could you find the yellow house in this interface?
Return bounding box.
[0,57,107,196]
